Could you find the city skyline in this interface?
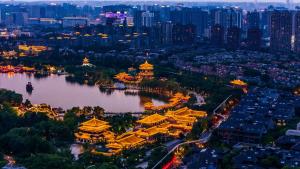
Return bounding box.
[0,0,297,3]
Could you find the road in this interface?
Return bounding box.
[151,131,212,169]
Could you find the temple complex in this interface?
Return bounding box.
[77,104,207,156]
[114,61,154,83]
[137,61,154,80]
[144,92,190,111]
[137,113,168,126]
[75,117,112,143]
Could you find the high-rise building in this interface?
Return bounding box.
[172,24,196,44]
[133,10,143,29]
[294,11,300,53]
[210,8,228,28]
[227,26,241,50]
[247,28,261,50]
[191,8,209,37]
[270,10,292,52]
[62,17,89,27]
[247,10,260,29]
[211,24,224,47]
[161,21,173,44]
[141,11,154,27]
[170,7,208,37]
[261,9,272,38]
[28,5,42,18]
[160,6,171,22]
[246,10,261,50]
[211,7,243,31]
[227,7,243,29]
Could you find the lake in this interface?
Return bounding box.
[0,73,166,112]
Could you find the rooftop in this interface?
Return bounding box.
[139,61,153,70]
[137,113,167,125]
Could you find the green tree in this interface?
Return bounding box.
[93,106,105,118]
[19,153,81,169]
[260,155,281,168]
[147,146,169,169]
[0,127,54,156]
[0,104,19,135]
[188,118,208,139]
[0,89,23,105]
[97,163,119,169]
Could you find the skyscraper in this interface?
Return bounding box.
[211,7,243,31]
[141,11,154,27]
[247,10,260,29]
[227,26,241,50]
[270,10,292,52]
[227,7,243,29]
[246,10,261,50]
[191,8,209,37]
[172,24,196,44]
[247,28,261,50]
[170,7,208,37]
[211,24,224,47]
[133,10,143,30]
[161,21,173,45]
[261,9,272,38]
[294,11,300,53]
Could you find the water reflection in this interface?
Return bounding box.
[0,73,166,112]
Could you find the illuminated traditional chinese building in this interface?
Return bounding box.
[0,65,35,73]
[82,57,89,66]
[18,45,48,55]
[230,79,247,87]
[1,50,17,58]
[114,72,134,82]
[75,117,112,143]
[138,61,154,80]
[82,57,94,67]
[76,100,207,156]
[144,93,190,111]
[114,61,154,83]
[137,113,168,127]
[230,79,248,93]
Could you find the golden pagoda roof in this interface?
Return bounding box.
[137,113,168,125]
[116,131,134,140]
[230,79,247,86]
[117,134,145,147]
[114,72,132,78]
[144,126,168,136]
[168,130,183,137]
[81,117,108,126]
[165,107,207,118]
[144,102,154,108]
[78,125,110,133]
[83,57,89,64]
[106,143,123,149]
[78,117,110,133]
[171,116,196,124]
[75,132,91,139]
[139,61,153,70]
